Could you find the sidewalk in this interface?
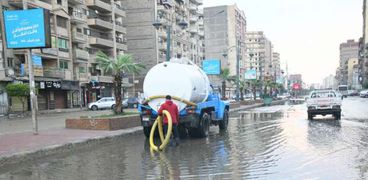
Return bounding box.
[0,100,286,167]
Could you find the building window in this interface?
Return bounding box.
[84,28,90,36]
[7,58,13,68]
[79,66,86,73]
[58,38,69,50]
[57,0,62,5]
[59,61,69,70]
[57,16,67,28]
[77,28,82,33]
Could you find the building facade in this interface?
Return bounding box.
[245,31,273,81]
[0,0,127,111]
[338,39,359,86]
[123,0,204,94]
[204,4,247,78]
[347,58,359,89]
[360,0,368,86]
[322,74,337,89]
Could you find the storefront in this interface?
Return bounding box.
[37,80,79,110]
[84,80,113,105]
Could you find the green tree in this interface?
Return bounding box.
[249,79,261,101]
[96,52,144,113]
[6,83,30,113]
[219,68,232,99]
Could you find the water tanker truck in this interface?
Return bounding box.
[138,58,230,138]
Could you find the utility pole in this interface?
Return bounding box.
[23,0,38,135]
[235,39,240,102]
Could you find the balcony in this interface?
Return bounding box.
[189,17,198,23]
[68,0,84,5]
[87,18,113,30]
[86,0,112,13]
[43,68,65,79]
[77,73,89,82]
[72,30,87,43]
[189,5,197,13]
[74,49,89,60]
[116,42,127,51]
[70,11,87,24]
[41,48,58,56]
[91,75,113,83]
[115,4,126,17]
[189,0,203,5]
[115,23,127,34]
[8,0,52,9]
[189,27,198,34]
[89,37,113,48]
[197,8,203,15]
[198,31,204,37]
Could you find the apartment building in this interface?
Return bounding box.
[0,0,127,111]
[245,31,273,81]
[272,52,281,80]
[123,0,204,94]
[204,5,247,77]
[347,58,359,89]
[338,39,359,85]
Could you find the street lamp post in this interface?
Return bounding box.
[153,17,188,62]
[222,39,244,102]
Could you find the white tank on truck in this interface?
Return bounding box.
[143,58,212,112]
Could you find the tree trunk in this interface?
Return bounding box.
[114,74,123,114]
[222,80,226,99]
[252,84,257,101]
[240,87,244,101]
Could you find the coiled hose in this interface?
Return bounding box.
[147,95,196,151]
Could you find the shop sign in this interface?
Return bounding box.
[40,81,61,89]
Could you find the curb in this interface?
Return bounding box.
[0,127,143,168]
[229,99,287,112]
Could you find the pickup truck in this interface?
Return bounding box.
[306,90,342,120]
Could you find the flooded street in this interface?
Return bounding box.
[1,97,368,179]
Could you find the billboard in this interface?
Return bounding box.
[3,8,51,49]
[276,76,284,84]
[202,59,221,75]
[244,69,257,80]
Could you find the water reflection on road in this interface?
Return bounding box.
[1,98,368,179]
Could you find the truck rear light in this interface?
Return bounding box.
[143,110,151,115]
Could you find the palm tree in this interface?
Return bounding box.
[219,68,231,99]
[239,79,247,101]
[96,51,144,113]
[249,79,261,101]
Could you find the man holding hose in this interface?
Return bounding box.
[158,95,180,146]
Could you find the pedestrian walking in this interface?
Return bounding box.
[158,95,180,146]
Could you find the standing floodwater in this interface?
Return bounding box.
[1,97,368,179]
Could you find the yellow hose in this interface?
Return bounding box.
[149,110,173,151]
[146,95,197,107]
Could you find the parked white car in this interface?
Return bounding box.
[88,97,128,111]
[306,90,342,120]
[360,90,368,98]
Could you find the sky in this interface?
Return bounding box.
[203,0,363,84]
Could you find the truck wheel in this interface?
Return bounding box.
[335,112,341,120]
[308,113,313,120]
[188,128,199,138]
[178,125,188,138]
[143,126,151,138]
[198,113,210,138]
[219,110,229,131]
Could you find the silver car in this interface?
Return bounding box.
[88,97,128,111]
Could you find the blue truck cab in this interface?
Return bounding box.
[138,90,229,138]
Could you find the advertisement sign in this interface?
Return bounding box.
[32,54,42,67]
[244,69,257,80]
[3,8,51,49]
[276,76,284,84]
[202,59,221,75]
[292,83,301,90]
